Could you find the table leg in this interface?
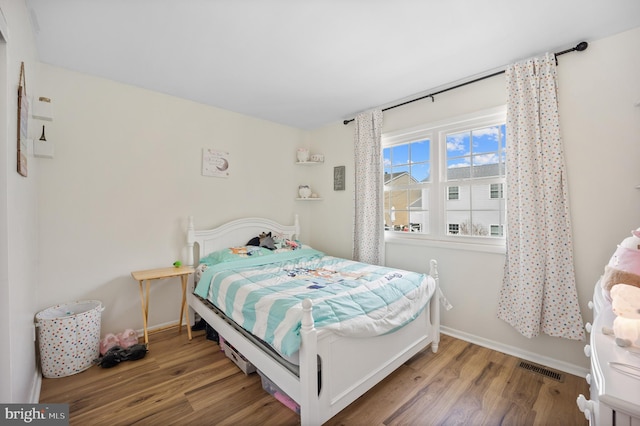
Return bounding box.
[181,274,192,340]
[138,280,150,345]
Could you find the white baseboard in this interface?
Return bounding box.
[30,369,42,403]
[139,319,190,336]
[441,326,590,378]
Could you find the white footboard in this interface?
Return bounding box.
[297,259,440,425]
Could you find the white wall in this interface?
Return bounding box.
[307,27,640,373]
[34,65,309,339]
[0,0,42,403]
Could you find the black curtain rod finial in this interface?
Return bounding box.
[576,41,588,51]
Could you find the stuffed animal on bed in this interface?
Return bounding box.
[284,239,300,250]
[247,232,277,250]
[601,228,640,301]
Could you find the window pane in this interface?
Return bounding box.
[410,140,430,162]
[391,144,409,165]
[471,154,501,178]
[385,165,409,185]
[384,187,429,234]
[409,187,429,233]
[446,184,470,209]
[471,125,503,178]
[445,183,505,238]
[447,132,470,157]
[472,126,500,154]
[410,162,430,182]
[447,158,470,180]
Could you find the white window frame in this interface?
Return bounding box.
[382,106,506,252]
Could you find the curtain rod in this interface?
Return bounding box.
[343,41,588,125]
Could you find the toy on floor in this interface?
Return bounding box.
[117,328,139,348]
[99,333,119,356]
[100,329,139,355]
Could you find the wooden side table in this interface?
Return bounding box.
[131,266,195,346]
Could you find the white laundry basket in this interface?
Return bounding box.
[36,300,103,378]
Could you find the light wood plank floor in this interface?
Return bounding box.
[40,329,589,425]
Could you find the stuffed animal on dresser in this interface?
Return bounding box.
[601,228,640,301]
[609,283,640,348]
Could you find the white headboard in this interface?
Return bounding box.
[187,215,300,265]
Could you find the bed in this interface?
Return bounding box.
[186,215,441,425]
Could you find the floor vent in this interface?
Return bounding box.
[518,360,564,382]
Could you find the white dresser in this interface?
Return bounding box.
[577,281,640,425]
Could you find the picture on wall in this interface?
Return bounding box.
[202,148,230,178]
[334,166,345,191]
[17,62,28,177]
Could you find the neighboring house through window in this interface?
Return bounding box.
[382,107,506,245]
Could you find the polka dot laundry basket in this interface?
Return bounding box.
[36,300,103,378]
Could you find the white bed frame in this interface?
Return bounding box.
[186,215,440,426]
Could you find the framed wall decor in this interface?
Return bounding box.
[17,62,28,177]
[334,166,345,191]
[202,148,230,178]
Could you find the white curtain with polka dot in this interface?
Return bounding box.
[497,53,585,341]
[353,109,384,265]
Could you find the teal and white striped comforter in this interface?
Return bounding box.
[194,248,435,356]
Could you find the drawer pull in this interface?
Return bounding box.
[585,322,592,333]
[576,394,594,420]
[584,344,591,358]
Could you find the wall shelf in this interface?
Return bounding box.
[296,153,323,200]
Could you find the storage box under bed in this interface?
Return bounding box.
[220,336,256,375]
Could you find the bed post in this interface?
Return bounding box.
[187,216,195,266]
[299,298,319,426]
[294,214,300,241]
[429,259,440,353]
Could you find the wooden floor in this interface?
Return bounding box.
[40,328,589,426]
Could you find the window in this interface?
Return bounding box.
[490,183,503,199]
[447,186,459,200]
[491,224,504,237]
[383,139,431,233]
[382,107,506,244]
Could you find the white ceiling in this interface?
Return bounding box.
[25,0,640,130]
